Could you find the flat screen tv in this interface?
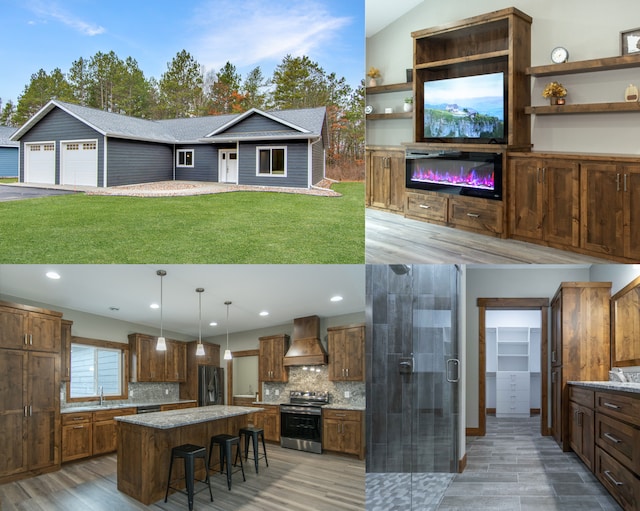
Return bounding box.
[423,72,505,144]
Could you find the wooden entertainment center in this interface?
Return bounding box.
[365,6,640,262]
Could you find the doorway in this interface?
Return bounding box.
[218,149,238,183]
[476,298,549,437]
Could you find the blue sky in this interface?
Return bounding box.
[0,0,364,105]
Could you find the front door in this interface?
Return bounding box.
[219,150,238,183]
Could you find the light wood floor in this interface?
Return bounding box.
[366,209,613,264]
[0,446,364,511]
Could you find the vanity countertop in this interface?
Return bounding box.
[568,381,640,394]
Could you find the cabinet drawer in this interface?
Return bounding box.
[62,412,91,425]
[596,392,640,427]
[569,386,595,409]
[405,192,447,222]
[595,412,640,474]
[449,198,503,234]
[496,372,530,386]
[323,409,362,422]
[93,407,136,422]
[596,446,640,511]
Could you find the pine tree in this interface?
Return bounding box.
[159,50,204,118]
[242,66,268,110]
[14,68,74,125]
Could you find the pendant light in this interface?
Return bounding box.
[195,288,205,356]
[156,270,167,351]
[223,300,232,360]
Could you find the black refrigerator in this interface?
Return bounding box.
[198,365,224,406]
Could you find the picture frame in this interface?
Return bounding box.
[621,27,640,55]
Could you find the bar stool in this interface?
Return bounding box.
[238,426,269,473]
[165,443,213,511]
[208,434,245,490]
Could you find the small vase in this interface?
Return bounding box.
[369,78,377,87]
[549,97,565,105]
[403,102,413,112]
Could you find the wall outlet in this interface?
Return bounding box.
[344,391,350,399]
[165,389,169,395]
[265,389,270,395]
[275,389,280,396]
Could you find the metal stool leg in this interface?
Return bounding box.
[184,456,195,511]
[260,430,269,468]
[164,453,174,503]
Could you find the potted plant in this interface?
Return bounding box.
[542,81,568,105]
[403,96,413,112]
[367,67,381,87]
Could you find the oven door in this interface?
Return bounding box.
[280,406,322,454]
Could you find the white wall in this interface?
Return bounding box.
[366,0,640,152]
[589,264,640,294]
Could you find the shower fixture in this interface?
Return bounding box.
[389,264,411,275]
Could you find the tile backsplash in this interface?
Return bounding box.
[261,366,365,407]
[61,382,181,409]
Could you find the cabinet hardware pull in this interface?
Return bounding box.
[418,204,431,209]
[346,368,349,377]
[24,333,28,345]
[616,173,620,192]
[336,413,346,417]
[72,417,85,421]
[466,213,480,218]
[24,406,28,417]
[604,470,624,487]
[29,405,32,416]
[624,173,628,192]
[551,351,556,363]
[577,411,582,427]
[604,432,622,444]
[537,167,540,183]
[73,426,85,429]
[603,402,620,409]
[542,167,546,183]
[30,334,33,345]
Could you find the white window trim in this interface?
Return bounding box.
[176,148,195,168]
[255,146,287,177]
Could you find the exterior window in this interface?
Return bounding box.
[44,144,55,151]
[30,145,41,151]
[177,149,194,167]
[66,143,79,151]
[83,142,96,150]
[69,344,122,398]
[257,147,286,176]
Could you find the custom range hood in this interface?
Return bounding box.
[283,315,328,366]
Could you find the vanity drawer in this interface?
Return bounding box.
[595,412,640,474]
[62,412,91,425]
[448,197,503,235]
[569,386,595,408]
[595,446,640,511]
[596,391,640,427]
[405,192,447,223]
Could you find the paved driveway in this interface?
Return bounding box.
[0,185,79,202]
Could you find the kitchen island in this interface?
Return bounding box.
[115,405,259,505]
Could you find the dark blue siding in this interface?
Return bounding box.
[174,145,220,182]
[238,140,309,188]
[311,139,324,185]
[19,107,104,185]
[0,147,18,176]
[223,113,298,134]
[106,138,172,186]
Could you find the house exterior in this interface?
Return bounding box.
[0,126,19,177]
[10,100,328,188]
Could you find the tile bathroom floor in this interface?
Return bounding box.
[367,416,622,511]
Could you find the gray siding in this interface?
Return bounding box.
[222,113,298,135]
[0,147,18,177]
[238,140,309,188]
[174,145,218,181]
[106,138,172,186]
[19,107,103,185]
[311,139,324,185]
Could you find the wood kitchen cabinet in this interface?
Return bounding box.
[179,341,220,402]
[251,404,280,442]
[366,147,405,213]
[568,386,595,471]
[259,334,289,383]
[327,324,365,382]
[550,282,611,451]
[60,319,73,382]
[509,157,579,246]
[160,402,196,411]
[322,409,364,459]
[0,302,62,353]
[128,333,187,383]
[62,412,93,462]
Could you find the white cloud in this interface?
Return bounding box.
[26,1,105,36]
[190,0,351,72]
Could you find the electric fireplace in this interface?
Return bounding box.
[406,150,502,200]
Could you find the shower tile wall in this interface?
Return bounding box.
[366,265,459,474]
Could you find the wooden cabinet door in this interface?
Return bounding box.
[0,306,28,350]
[623,166,640,259]
[340,420,362,456]
[259,335,288,382]
[62,423,92,462]
[27,352,60,470]
[369,151,390,209]
[60,320,72,382]
[581,163,625,257]
[165,341,186,382]
[134,335,165,382]
[322,419,342,451]
[27,312,61,353]
[510,158,543,239]
[328,325,365,381]
[543,160,580,246]
[551,293,562,367]
[551,367,562,447]
[0,349,28,476]
[263,409,280,442]
[388,153,405,212]
[92,420,117,456]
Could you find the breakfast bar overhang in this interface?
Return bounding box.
[115,405,259,505]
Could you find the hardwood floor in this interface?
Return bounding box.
[0,446,364,511]
[366,209,613,263]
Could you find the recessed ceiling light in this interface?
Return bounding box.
[209,321,218,327]
[259,311,269,316]
[330,295,343,302]
[46,271,61,280]
[150,303,160,309]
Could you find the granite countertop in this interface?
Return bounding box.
[61,399,197,414]
[323,404,365,411]
[568,381,640,394]
[114,405,262,429]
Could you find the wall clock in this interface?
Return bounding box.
[551,46,569,64]
[365,105,374,115]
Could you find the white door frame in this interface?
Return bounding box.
[218,149,238,184]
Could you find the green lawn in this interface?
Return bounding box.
[0,182,364,263]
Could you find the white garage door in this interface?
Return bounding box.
[25,143,56,184]
[61,141,98,186]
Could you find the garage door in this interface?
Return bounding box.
[61,141,98,186]
[25,143,55,184]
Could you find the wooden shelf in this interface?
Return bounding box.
[367,112,412,120]
[526,102,640,115]
[366,82,412,95]
[527,54,640,76]
[415,50,509,70]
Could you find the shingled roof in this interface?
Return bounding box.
[11,100,327,144]
[0,126,18,147]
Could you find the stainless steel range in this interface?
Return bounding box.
[280,390,329,454]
